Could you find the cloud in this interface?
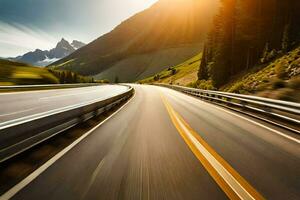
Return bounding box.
[0,0,159,57]
[0,21,58,57]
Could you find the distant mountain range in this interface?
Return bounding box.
[9,39,85,66]
[51,0,219,82]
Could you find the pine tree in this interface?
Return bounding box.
[261,43,269,63]
[282,24,290,52]
[60,71,66,84]
[115,76,119,83]
[198,46,209,80]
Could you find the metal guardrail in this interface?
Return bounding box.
[0,86,134,163]
[0,83,101,91]
[156,84,300,131]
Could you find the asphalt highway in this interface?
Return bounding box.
[0,85,129,123]
[1,85,299,200]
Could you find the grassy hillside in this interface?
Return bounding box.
[50,0,218,82]
[94,44,202,82]
[223,46,300,102]
[139,52,201,86]
[0,59,59,85]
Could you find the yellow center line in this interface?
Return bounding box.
[160,94,265,200]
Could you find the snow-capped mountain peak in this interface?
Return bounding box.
[10,38,86,67]
[71,40,85,50]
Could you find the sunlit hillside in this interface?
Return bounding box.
[51,0,219,82]
[223,46,300,102]
[139,52,202,85]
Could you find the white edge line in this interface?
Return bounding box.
[0,89,130,129]
[163,87,300,144]
[209,103,300,144]
[0,92,135,200]
[0,87,90,96]
[80,157,106,200]
[0,108,36,117]
[0,85,128,96]
[39,88,117,100]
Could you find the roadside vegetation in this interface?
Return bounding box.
[0,59,95,86]
[222,47,300,102]
[181,46,300,102]
[48,69,94,84]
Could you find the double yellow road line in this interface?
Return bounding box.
[161,94,265,200]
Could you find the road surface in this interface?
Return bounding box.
[0,85,129,123]
[1,85,300,200]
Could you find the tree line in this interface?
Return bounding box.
[198,0,300,88]
[48,69,95,84]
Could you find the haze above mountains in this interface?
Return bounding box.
[10,39,85,66]
[50,0,219,82]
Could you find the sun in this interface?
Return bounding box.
[130,0,158,8]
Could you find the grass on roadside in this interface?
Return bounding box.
[221,46,300,102]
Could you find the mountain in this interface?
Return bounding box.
[11,39,85,67]
[50,0,219,82]
[71,40,86,50]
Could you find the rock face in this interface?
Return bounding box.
[10,38,85,66]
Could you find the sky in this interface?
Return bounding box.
[0,0,158,57]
